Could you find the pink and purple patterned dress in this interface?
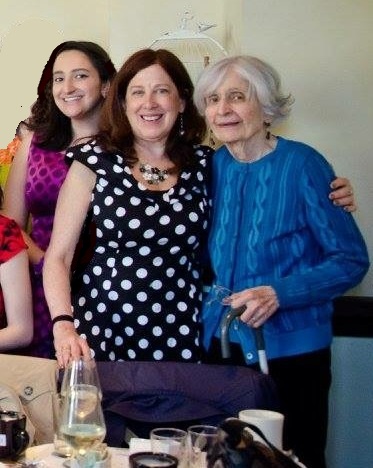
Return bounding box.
[24,135,68,358]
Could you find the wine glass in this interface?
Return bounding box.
[55,358,102,458]
[61,358,102,398]
[59,383,106,468]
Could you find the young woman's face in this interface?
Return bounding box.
[124,64,185,145]
[52,50,107,121]
[204,70,265,147]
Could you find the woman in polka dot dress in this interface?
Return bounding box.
[44,49,213,365]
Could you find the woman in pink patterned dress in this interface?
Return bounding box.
[0,187,33,351]
[2,41,116,358]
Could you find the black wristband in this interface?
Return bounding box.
[52,314,74,326]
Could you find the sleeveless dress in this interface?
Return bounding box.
[0,215,27,330]
[25,136,69,358]
[66,141,212,362]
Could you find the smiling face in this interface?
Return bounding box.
[52,49,107,121]
[204,69,266,151]
[124,64,185,145]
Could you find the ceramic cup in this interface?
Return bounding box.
[238,409,284,450]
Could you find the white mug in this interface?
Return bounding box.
[238,409,284,450]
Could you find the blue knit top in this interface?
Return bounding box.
[202,136,369,364]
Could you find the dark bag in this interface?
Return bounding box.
[0,410,29,460]
[207,418,302,468]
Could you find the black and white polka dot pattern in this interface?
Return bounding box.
[66,142,213,362]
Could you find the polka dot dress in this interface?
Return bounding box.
[66,141,212,362]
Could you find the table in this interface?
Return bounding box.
[22,443,130,468]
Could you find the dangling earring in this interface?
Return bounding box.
[264,122,271,140]
[209,128,216,149]
[102,81,110,99]
[179,113,185,136]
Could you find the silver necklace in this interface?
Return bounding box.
[139,162,170,185]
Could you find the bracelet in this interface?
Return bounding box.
[52,314,74,326]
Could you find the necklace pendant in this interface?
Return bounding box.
[139,162,169,185]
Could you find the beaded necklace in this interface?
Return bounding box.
[139,162,170,185]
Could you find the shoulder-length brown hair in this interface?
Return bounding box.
[98,48,207,168]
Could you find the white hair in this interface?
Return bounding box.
[194,55,294,125]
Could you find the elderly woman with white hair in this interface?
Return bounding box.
[195,55,369,468]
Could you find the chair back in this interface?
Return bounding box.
[96,361,279,446]
[0,354,59,444]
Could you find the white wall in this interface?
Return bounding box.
[240,3,373,467]
[0,0,109,147]
[107,0,226,69]
[241,0,373,297]
[0,0,229,146]
[1,5,372,465]
[2,1,370,296]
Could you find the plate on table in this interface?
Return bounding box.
[24,444,130,468]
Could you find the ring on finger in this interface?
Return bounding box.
[250,317,259,326]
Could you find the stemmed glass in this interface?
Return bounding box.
[55,358,103,459]
[59,383,106,468]
[61,358,102,398]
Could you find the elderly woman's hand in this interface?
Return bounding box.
[329,177,356,212]
[53,321,91,368]
[229,286,279,328]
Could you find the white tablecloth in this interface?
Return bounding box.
[22,443,130,468]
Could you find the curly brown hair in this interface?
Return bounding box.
[98,48,207,170]
[26,41,116,151]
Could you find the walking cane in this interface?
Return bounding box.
[220,306,269,374]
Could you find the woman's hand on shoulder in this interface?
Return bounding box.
[329,177,356,212]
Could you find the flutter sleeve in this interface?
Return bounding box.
[0,216,27,265]
[65,139,118,177]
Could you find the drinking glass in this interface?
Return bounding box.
[55,358,102,458]
[61,358,102,398]
[59,384,106,468]
[150,427,188,467]
[187,425,219,468]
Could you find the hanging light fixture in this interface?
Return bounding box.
[150,11,227,83]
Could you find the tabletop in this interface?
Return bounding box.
[18,443,130,468]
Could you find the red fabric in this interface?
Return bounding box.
[0,215,27,328]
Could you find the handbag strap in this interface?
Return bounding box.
[243,422,300,468]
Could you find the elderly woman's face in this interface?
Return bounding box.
[204,70,265,148]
